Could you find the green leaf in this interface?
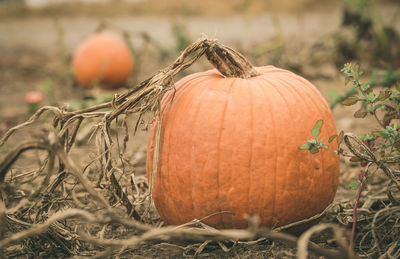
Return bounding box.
[311,120,323,138]
[357,89,366,99]
[328,134,337,143]
[367,92,375,102]
[376,90,392,101]
[341,96,359,106]
[379,129,391,138]
[349,181,360,190]
[309,147,320,154]
[354,68,359,80]
[299,143,311,150]
[368,104,382,114]
[361,82,370,92]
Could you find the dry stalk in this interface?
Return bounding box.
[0,206,346,258]
[344,133,400,188]
[357,205,400,257]
[77,217,346,259]
[342,133,400,256]
[0,201,6,240]
[297,223,355,259]
[0,130,109,209]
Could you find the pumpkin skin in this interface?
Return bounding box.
[72,32,134,89]
[147,65,339,229]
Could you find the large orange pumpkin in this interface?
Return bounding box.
[72,32,134,89]
[146,44,339,229]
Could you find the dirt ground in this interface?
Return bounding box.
[1,0,399,258]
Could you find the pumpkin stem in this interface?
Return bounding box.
[204,40,261,79]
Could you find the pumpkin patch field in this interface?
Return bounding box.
[1,0,399,258]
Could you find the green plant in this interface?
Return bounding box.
[300,63,400,253]
[329,68,400,109]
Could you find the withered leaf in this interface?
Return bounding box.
[337,130,344,145]
[354,106,368,118]
[376,90,392,101]
[349,156,361,162]
[341,96,359,106]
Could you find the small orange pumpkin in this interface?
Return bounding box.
[72,32,134,89]
[147,42,339,229]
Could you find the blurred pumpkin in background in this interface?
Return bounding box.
[72,32,134,90]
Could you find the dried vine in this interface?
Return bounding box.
[0,36,353,258]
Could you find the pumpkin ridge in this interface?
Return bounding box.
[185,78,217,223]
[221,79,238,229]
[278,75,328,214]
[160,93,178,223]
[217,79,236,228]
[246,78,254,225]
[277,74,337,217]
[267,77,296,225]
[183,80,213,223]
[160,76,210,224]
[257,77,279,226]
[281,76,317,216]
[271,76,311,221]
[216,78,233,228]
[252,81,269,225]
[189,84,213,221]
[284,77,325,214]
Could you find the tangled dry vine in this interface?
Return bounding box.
[0,36,377,258]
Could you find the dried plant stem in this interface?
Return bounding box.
[205,41,260,78]
[350,168,367,249]
[0,206,346,259]
[0,131,110,209]
[0,201,6,240]
[0,106,63,147]
[0,142,51,182]
[0,209,104,248]
[344,133,400,187]
[297,224,354,259]
[274,202,336,232]
[78,220,346,259]
[343,133,400,250]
